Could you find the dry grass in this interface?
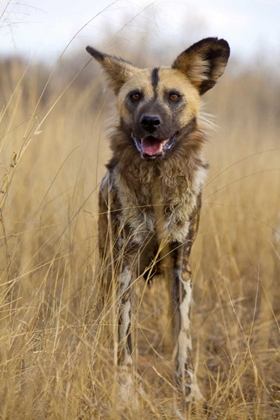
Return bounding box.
[0,42,280,420]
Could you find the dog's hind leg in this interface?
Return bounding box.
[117,265,133,366]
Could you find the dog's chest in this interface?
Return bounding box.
[114,164,206,243]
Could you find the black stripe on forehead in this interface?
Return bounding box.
[151,67,159,88]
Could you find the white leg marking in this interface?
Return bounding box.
[119,266,132,292]
[177,271,192,376]
[176,271,204,402]
[118,266,133,366]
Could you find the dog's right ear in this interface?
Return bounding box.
[86,46,138,95]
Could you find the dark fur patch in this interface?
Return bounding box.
[86,46,105,62]
[151,67,159,89]
[86,46,134,66]
[106,156,118,171]
[199,80,216,95]
[178,37,230,64]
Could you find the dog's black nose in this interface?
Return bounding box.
[140,115,161,133]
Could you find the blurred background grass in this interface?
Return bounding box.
[0,16,280,419]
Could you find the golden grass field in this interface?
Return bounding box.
[0,40,280,419]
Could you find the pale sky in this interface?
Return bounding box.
[1,0,279,62]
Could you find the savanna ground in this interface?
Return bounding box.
[0,31,280,419]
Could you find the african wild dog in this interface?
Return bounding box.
[86,38,230,403]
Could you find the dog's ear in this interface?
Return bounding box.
[172,38,230,95]
[86,46,138,95]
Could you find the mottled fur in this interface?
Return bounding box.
[86,37,230,404]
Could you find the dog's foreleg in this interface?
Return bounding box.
[172,256,196,400]
[171,205,204,405]
[117,266,133,366]
[173,258,204,407]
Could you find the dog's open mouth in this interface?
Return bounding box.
[132,133,177,159]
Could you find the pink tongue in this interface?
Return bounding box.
[141,137,162,156]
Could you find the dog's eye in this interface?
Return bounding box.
[169,93,180,102]
[130,93,141,102]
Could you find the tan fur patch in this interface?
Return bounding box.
[158,68,200,123]
[117,70,154,121]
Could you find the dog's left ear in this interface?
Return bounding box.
[86,46,138,95]
[172,37,230,95]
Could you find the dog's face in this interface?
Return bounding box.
[116,68,200,160]
[86,38,230,160]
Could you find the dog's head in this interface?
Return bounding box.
[86,38,230,160]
